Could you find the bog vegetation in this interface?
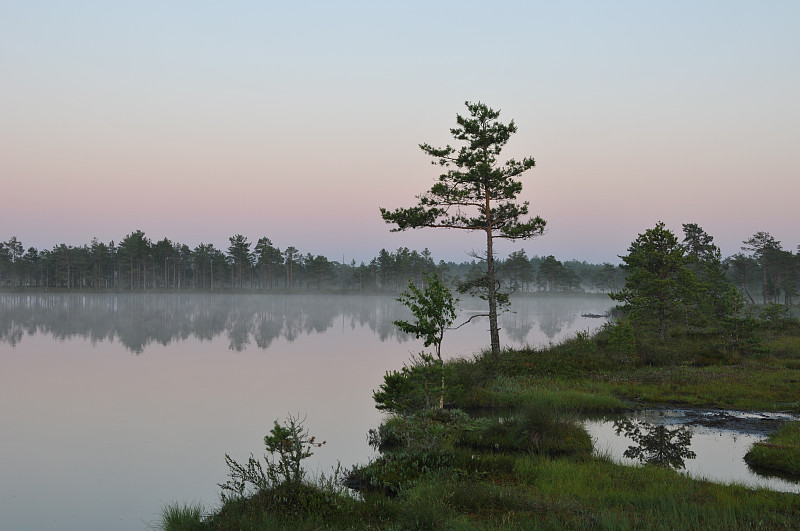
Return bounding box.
[159,304,800,530]
[157,103,800,530]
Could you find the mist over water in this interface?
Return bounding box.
[0,293,612,531]
[0,292,613,354]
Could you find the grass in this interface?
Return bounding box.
[447,318,800,413]
[158,502,206,531]
[162,313,800,530]
[745,422,800,477]
[166,457,800,530]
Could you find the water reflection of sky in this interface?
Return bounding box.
[0,293,613,531]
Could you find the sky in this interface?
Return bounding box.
[1,1,798,264]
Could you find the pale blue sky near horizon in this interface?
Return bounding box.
[2,1,798,264]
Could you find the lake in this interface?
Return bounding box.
[0,292,612,531]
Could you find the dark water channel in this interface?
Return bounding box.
[584,409,800,493]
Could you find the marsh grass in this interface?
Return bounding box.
[765,336,800,358]
[159,502,205,531]
[472,375,628,412]
[445,317,800,413]
[524,456,800,529]
[455,405,592,457]
[356,456,800,530]
[746,422,800,477]
[599,360,800,411]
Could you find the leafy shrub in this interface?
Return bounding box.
[219,414,325,500]
[349,451,457,496]
[369,408,470,454]
[373,354,446,413]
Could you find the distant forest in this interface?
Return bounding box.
[0,229,797,304]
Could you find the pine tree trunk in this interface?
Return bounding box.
[486,225,501,359]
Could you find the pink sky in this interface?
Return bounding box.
[2,2,798,263]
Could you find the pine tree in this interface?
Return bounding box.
[611,222,693,341]
[380,101,545,359]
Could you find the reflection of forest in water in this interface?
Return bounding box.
[487,295,611,345]
[502,301,580,344]
[0,293,612,354]
[0,294,418,354]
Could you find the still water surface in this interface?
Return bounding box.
[0,293,611,531]
[585,409,800,494]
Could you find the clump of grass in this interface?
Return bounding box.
[745,421,800,477]
[495,335,618,379]
[456,404,592,458]
[207,481,359,529]
[451,449,518,476]
[159,502,204,531]
[476,376,627,413]
[392,475,458,529]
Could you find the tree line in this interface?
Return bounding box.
[0,227,796,302]
[0,231,622,293]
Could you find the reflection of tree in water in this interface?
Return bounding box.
[191,296,230,342]
[0,294,415,354]
[537,306,576,340]
[373,297,412,342]
[613,419,696,470]
[226,305,253,352]
[496,297,582,343]
[500,308,534,344]
[0,321,24,347]
[253,311,283,350]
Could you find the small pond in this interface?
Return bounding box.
[584,409,800,493]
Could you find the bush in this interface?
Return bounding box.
[219,414,325,500]
[373,355,445,413]
[369,408,470,454]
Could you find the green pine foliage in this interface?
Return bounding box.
[380,101,546,358]
[611,221,695,341]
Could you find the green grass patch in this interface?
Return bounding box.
[159,502,205,531]
[522,455,800,529]
[367,456,800,530]
[764,336,800,358]
[461,374,628,413]
[746,422,800,477]
[455,406,592,458]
